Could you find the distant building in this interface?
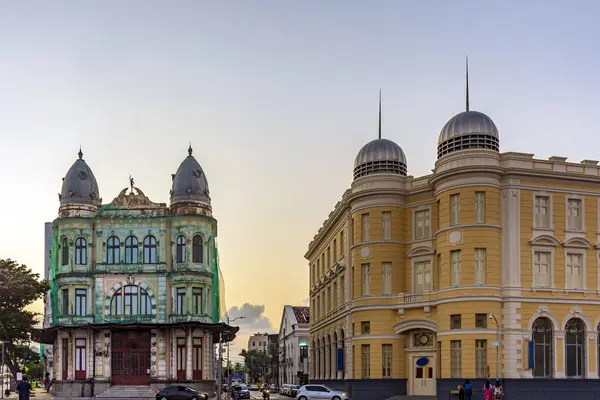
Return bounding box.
[278,306,309,386]
[247,333,269,352]
[267,334,279,384]
[42,222,54,377]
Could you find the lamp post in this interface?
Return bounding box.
[489,314,500,382]
[226,316,245,384]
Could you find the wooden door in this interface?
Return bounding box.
[177,338,186,380]
[62,338,68,380]
[74,338,86,380]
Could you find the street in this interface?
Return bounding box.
[248,392,288,400]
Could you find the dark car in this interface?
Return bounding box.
[289,385,300,397]
[155,385,208,400]
[231,384,251,399]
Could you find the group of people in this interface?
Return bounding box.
[457,379,504,400]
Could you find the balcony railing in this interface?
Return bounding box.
[168,313,212,323]
[56,314,94,325]
[94,263,167,274]
[105,314,155,323]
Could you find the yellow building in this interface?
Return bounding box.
[306,103,600,399]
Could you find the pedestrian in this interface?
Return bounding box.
[457,382,464,400]
[483,379,493,400]
[463,379,473,400]
[493,380,504,400]
[16,375,32,400]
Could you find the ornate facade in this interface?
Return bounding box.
[42,146,235,398]
[278,306,310,386]
[306,98,600,399]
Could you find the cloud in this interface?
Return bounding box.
[225,303,276,360]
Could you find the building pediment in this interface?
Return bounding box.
[393,318,437,334]
[98,187,169,218]
[563,237,593,248]
[529,234,560,246]
[408,246,436,257]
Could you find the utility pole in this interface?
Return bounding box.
[225,316,245,385]
[489,314,500,382]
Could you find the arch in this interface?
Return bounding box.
[61,237,69,266]
[407,246,436,257]
[125,236,139,264]
[176,235,186,263]
[394,318,437,334]
[192,234,204,263]
[563,237,593,248]
[529,234,561,246]
[75,237,87,265]
[532,317,553,378]
[528,306,560,331]
[104,279,157,318]
[593,316,600,332]
[562,307,592,331]
[565,317,586,378]
[143,235,157,264]
[107,236,120,264]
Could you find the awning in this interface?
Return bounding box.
[38,321,239,344]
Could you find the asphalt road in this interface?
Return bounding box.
[249,392,288,399]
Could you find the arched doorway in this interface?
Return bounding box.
[532,317,553,377]
[565,318,585,378]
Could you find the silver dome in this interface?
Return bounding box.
[170,145,210,205]
[437,110,499,158]
[353,138,407,179]
[59,149,101,207]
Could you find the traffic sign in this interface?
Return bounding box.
[492,342,502,347]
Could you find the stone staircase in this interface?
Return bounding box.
[95,385,157,399]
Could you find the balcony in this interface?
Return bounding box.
[168,313,212,324]
[172,263,212,276]
[55,314,94,325]
[105,314,156,324]
[397,292,433,318]
[94,263,167,274]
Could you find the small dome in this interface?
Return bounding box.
[353,138,407,180]
[59,149,101,207]
[437,110,499,158]
[170,145,210,206]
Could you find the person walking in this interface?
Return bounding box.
[493,380,504,400]
[16,375,32,400]
[463,379,473,400]
[483,379,493,400]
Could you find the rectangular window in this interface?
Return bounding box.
[474,248,486,285]
[176,287,186,315]
[567,198,583,230]
[340,230,345,256]
[450,314,461,330]
[533,251,551,287]
[566,253,583,289]
[451,340,462,378]
[534,195,551,228]
[475,340,487,378]
[62,288,69,315]
[361,214,370,242]
[436,200,441,230]
[450,194,460,226]
[382,344,393,378]
[316,295,320,319]
[382,262,392,295]
[361,344,371,378]
[75,338,86,380]
[415,209,431,240]
[475,313,488,328]
[340,274,345,303]
[382,211,392,240]
[333,239,337,262]
[475,191,486,223]
[361,321,370,335]
[436,254,441,290]
[192,287,203,315]
[327,246,331,269]
[327,286,331,312]
[362,263,370,296]
[321,253,325,272]
[322,294,326,317]
[333,280,338,309]
[192,338,202,380]
[414,261,432,293]
[450,250,461,286]
[316,259,320,280]
[75,289,86,316]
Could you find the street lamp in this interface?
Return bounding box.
[226,316,245,383]
[489,314,500,382]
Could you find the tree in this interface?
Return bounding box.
[239,349,269,383]
[233,362,244,374]
[0,259,49,379]
[24,361,44,380]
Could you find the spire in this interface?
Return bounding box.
[188,142,193,156]
[465,55,470,112]
[78,146,83,160]
[378,89,382,139]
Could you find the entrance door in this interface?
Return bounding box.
[62,338,68,380]
[177,338,186,380]
[111,330,151,385]
[412,355,436,396]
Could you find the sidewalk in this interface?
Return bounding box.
[3,388,55,398]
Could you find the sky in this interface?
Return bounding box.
[3,0,600,361]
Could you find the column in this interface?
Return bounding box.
[331,343,336,379]
[170,330,176,379]
[587,332,598,378]
[157,329,167,379]
[186,328,193,380]
[555,333,565,378]
[104,331,111,378]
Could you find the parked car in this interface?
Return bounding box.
[155,385,208,400]
[295,385,350,400]
[282,384,290,395]
[231,384,250,399]
[250,384,259,391]
[289,385,301,397]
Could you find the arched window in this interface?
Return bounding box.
[107,236,120,264]
[532,317,553,377]
[176,235,186,263]
[125,236,138,264]
[75,238,87,265]
[143,236,157,264]
[61,238,69,266]
[565,318,585,378]
[192,235,203,263]
[111,285,151,316]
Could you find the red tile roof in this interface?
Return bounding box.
[292,306,310,324]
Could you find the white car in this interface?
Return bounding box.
[296,385,350,400]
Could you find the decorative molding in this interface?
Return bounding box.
[407,246,435,257]
[529,234,561,246]
[393,318,437,334]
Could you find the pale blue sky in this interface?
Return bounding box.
[2,0,600,357]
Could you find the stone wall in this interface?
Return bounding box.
[310,379,406,400]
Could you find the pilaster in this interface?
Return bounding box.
[186,328,193,380]
[158,276,167,322]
